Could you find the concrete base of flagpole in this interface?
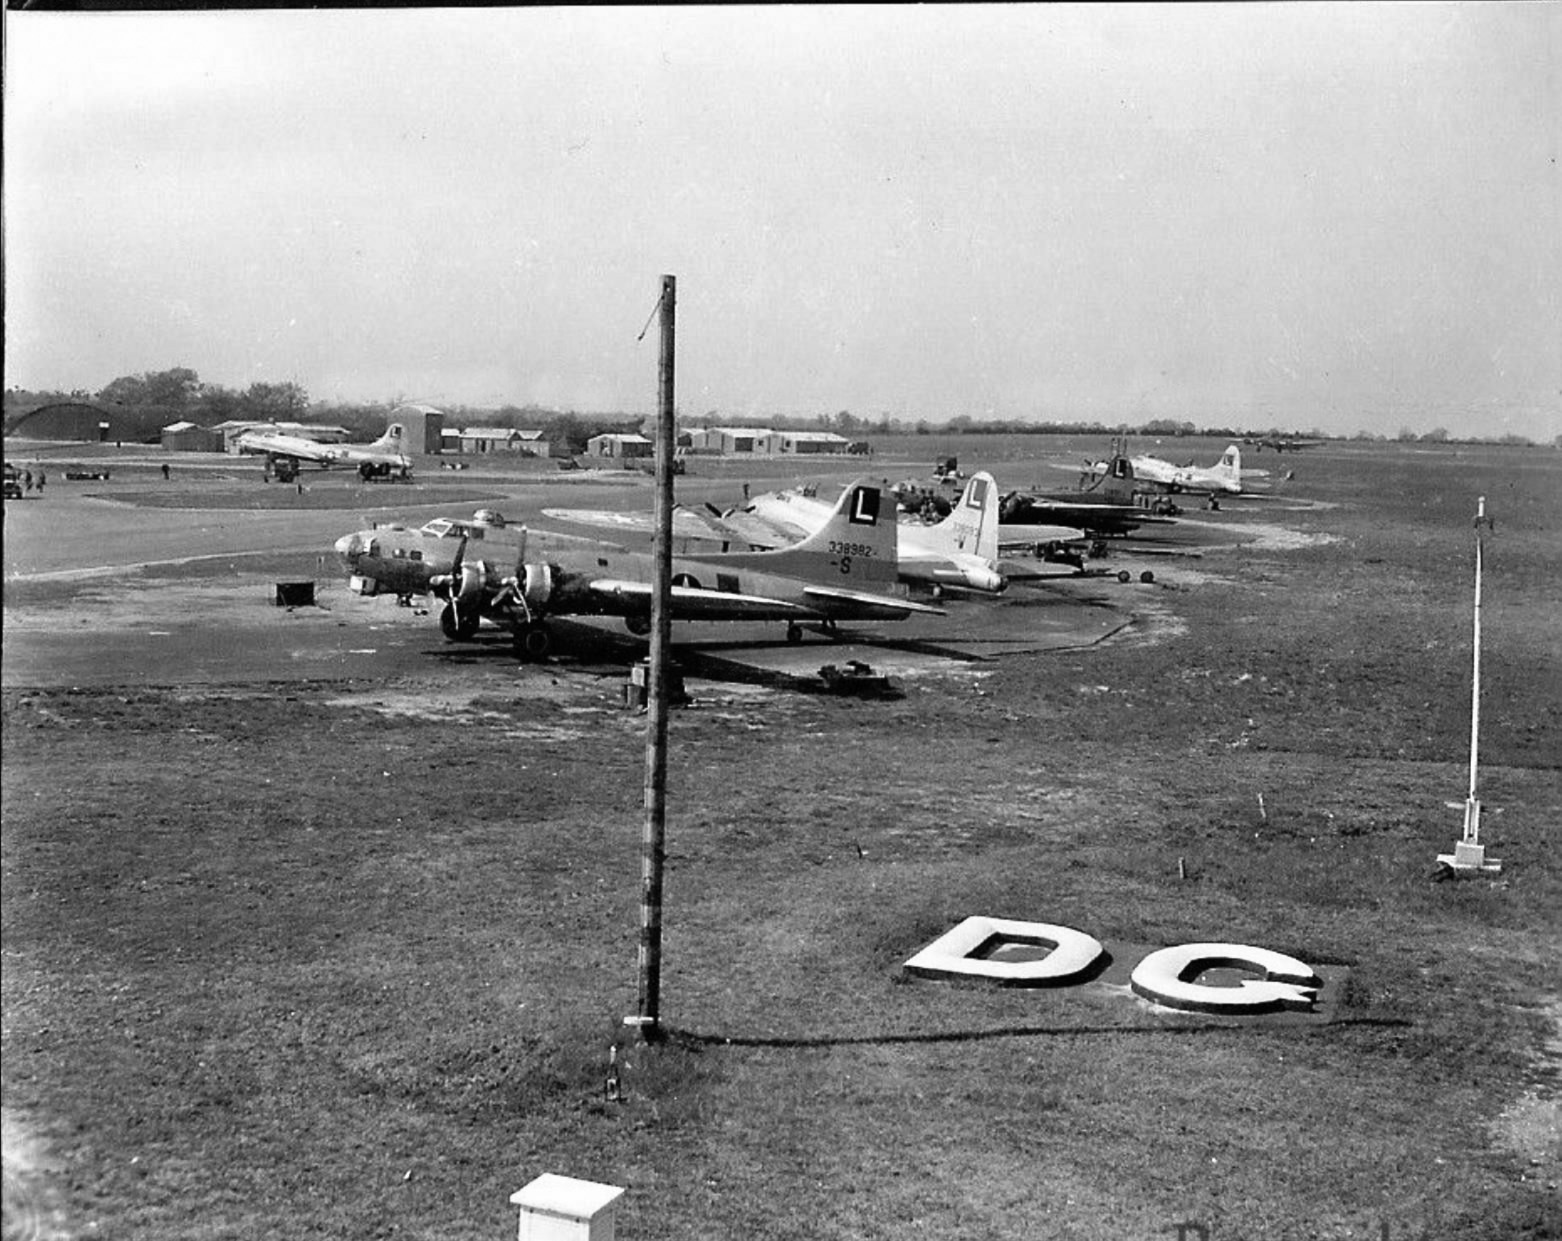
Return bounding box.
[1436,800,1502,877]
[1436,839,1502,876]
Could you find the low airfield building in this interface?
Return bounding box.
[440,427,550,456]
[764,430,853,455]
[687,427,763,454]
[685,427,854,456]
[160,421,225,453]
[586,432,654,462]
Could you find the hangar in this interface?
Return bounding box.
[6,402,155,443]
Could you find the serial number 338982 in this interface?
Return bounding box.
[828,541,876,558]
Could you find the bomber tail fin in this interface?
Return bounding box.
[710,477,900,587]
[923,471,1000,563]
[373,423,407,452]
[1214,444,1243,488]
[1098,453,1138,504]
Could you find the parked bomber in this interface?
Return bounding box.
[335,479,944,658]
[236,422,413,482]
[1242,435,1324,453]
[715,472,1007,595]
[548,473,1009,595]
[1001,453,1179,541]
[1124,443,1266,496]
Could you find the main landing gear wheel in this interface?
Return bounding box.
[1140,570,1155,584]
[1116,570,1132,584]
[514,624,552,661]
[786,623,803,645]
[439,602,481,641]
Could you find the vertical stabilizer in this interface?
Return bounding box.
[1214,444,1243,491]
[702,477,901,586]
[374,423,407,452]
[925,471,1000,563]
[1099,453,1138,503]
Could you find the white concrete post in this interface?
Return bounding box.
[510,1174,624,1241]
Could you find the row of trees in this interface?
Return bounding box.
[6,369,311,425]
[4,370,1549,448]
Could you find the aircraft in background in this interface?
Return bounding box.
[1001,451,1180,542]
[1243,435,1324,453]
[335,478,943,658]
[1125,444,1266,496]
[236,423,413,482]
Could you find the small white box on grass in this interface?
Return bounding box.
[511,1173,625,1241]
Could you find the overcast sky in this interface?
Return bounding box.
[5,4,1559,439]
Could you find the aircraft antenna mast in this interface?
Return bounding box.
[1437,494,1501,876]
[633,274,677,1038]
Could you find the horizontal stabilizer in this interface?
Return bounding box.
[802,584,946,616]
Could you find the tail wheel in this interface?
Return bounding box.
[515,624,552,661]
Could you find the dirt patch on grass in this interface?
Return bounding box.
[2,1108,69,1241]
[1488,998,1562,1189]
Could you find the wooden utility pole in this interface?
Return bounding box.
[634,274,676,1039]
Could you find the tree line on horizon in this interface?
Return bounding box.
[3,368,1548,448]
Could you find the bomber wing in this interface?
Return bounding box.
[583,578,816,621]
[712,506,809,549]
[542,506,748,545]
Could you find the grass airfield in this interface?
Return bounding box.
[3,435,1560,1240]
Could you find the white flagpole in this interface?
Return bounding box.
[1441,495,1499,874]
[1463,496,1489,844]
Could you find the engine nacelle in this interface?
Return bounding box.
[455,560,488,607]
[519,563,555,613]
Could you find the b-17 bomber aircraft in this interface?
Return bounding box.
[334,479,943,659]
[1124,443,1266,496]
[1242,435,1324,453]
[548,473,1009,595]
[236,422,413,482]
[1001,452,1179,543]
[711,472,1008,595]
